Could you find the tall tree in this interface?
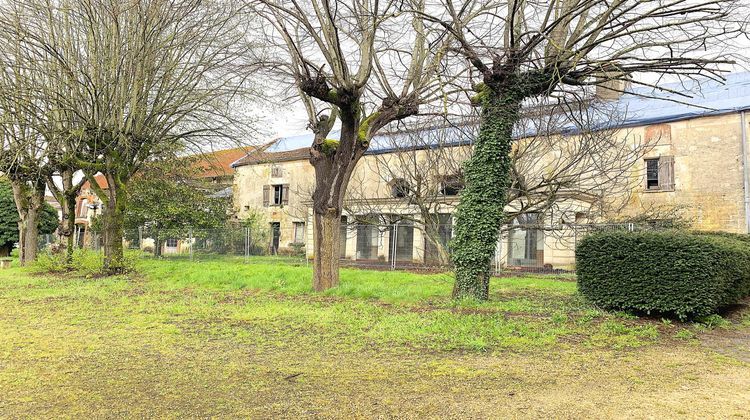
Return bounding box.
[256,0,458,290]
[0,28,51,265]
[421,0,746,300]
[0,0,255,273]
[0,178,58,258]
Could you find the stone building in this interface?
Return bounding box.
[231,73,750,269]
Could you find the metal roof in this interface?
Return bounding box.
[233,72,750,165]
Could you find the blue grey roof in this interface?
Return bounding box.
[249,72,750,159]
[612,72,750,127]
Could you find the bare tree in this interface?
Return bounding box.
[255,0,459,290]
[418,0,747,300]
[344,121,472,265]
[0,0,256,273]
[0,25,53,265]
[345,100,653,266]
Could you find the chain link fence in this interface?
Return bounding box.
[37,221,672,274]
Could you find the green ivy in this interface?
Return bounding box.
[450,81,524,300]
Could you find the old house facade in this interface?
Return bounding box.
[233,74,750,269]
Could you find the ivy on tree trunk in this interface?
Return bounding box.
[451,84,523,300]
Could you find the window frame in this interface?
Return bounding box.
[293,222,305,244]
[439,174,464,196]
[645,158,660,190]
[272,184,283,206]
[643,156,675,192]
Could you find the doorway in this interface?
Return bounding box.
[270,222,280,255]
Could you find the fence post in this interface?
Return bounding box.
[189,227,193,261]
[391,221,398,271]
[244,227,250,264]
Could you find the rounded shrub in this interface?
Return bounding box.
[576,230,750,319]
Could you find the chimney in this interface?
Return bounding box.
[595,72,631,100]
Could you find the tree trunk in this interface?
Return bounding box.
[102,180,128,274]
[424,221,451,266]
[312,209,341,291]
[22,201,41,263]
[10,178,45,266]
[63,192,76,263]
[451,88,522,300]
[309,113,365,291]
[154,229,162,257]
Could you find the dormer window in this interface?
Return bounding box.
[391,179,410,198]
[440,174,464,196]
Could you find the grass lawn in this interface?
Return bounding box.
[0,255,748,417]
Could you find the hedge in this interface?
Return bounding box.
[576,230,750,319]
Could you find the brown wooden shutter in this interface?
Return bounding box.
[262,185,270,207]
[282,184,290,205]
[659,156,675,191]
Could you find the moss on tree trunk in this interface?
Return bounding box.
[102,182,128,274]
[312,210,341,291]
[451,87,522,300]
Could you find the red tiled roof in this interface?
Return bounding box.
[82,174,109,191]
[192,146,263,178]
[232,147,310,167]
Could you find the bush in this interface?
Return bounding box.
[576,230,750,319]
[34,248,142,276]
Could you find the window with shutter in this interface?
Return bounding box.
[658,156,675,191]
[644,156,675,192]
[262,185,270,207]
[282,184,290,205]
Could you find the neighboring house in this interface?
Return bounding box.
[71,146,257,253]
[74,174,107,248]
[232,73,750,269]
[192,146,265,197]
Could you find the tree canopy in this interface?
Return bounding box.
[123,159,231,232]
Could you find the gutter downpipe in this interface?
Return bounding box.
[741,111,750,233]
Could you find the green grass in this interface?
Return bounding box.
[1,255,749,417]
[1,255,658,352]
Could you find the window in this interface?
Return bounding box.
[440,174,464,196]
[78,199,89,218]
[293,222,305,243]
[165,238,178,248]
[644,156,675,192]
[508,213,544,267]
[645,159,659,190]
[391,179,410,198]
[271,165,282,177]
[263,184,289,206]
[273,185,283,205]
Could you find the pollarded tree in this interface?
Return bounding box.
[421,0,747,300]
[0,35,51,264]
[0,178,58,257]
[0,3,85,265]
[0,0,256,273]
[256,0,459,291]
